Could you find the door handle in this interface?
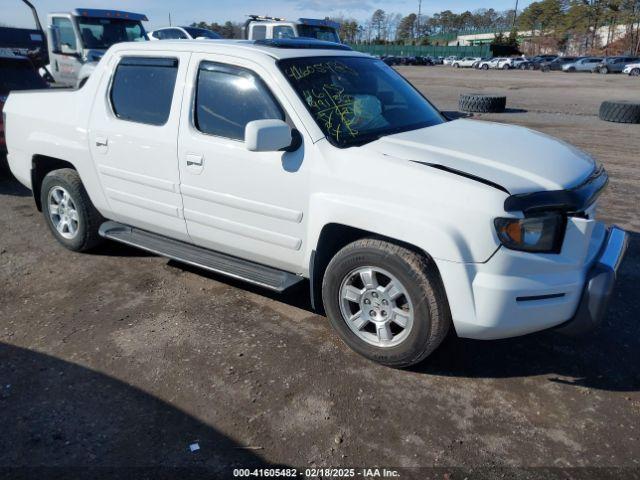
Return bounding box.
[186,154,204,167]
[95,137,108,147]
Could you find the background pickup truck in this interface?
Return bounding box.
[4,39,628,367]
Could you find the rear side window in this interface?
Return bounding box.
[252,25,266,40]
[194,62,283,141]
[110,57,178,126]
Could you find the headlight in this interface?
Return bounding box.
[494,213,566,253]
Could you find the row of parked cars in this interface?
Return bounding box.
[445,54,640,75]
[379,55,445,66]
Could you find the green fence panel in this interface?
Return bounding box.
[350,44,491,58]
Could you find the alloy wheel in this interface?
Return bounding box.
[339,266,414,348]
[48,186,80,239]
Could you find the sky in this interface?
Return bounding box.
[1,0,534,30]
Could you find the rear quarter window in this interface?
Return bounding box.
[110,57,178,126]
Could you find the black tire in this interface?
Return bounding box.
[459,93,507,113]
[454,63,460,68]
[40,168,104,252]
[630,68,640,77]
[599,67,609,74]
[502,64,509,70]
[599,100,640,124]
[567,67,576,73]
[322,239,451,368]
[482,64,489,70]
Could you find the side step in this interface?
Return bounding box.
[98,221,304,292]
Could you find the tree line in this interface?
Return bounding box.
[191,1,640,55]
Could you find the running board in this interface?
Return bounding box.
[98,221,304,292]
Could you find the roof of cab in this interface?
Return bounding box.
[108,39,368,61]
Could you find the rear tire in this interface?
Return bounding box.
[40,168,104,252]
[322,239,451,368]
[630,68,640,77]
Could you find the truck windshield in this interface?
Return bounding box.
[0,58,48,94]
[278,56,444,148]
[297,25,340,43]
[76,18,146,49]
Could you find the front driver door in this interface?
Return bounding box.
[177,55,309,273]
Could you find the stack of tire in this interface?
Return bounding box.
[599,100,640,124]
[459,93,507,113]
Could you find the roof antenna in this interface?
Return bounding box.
[169,12,172,26]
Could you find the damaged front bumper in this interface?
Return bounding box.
[556,226,629,336]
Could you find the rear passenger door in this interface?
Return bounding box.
[177,54,309,273]
[89,52,192,241]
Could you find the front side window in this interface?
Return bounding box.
[76,18,146,49]
[110,57,178,126]
[273,26,295,39]
[279,56,443,148]
[194,62,284,141]
[53,17,77,50]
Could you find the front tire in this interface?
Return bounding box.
[41,168,104,252]
[630,68,640,77]
[322,239,451,368]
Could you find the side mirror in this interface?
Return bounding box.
[48,25,61,53]
[245,119,299,152]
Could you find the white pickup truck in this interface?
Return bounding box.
[4,39,628,367]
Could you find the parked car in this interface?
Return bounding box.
[595,56,640,74]
[509,57,529,69]
[562,57,603,72]
[540,56,582,72]
[381,55,399,66]
[522,55,558,70]
[477,58,510,70]
[452,57,481,68]
[1,52,48,156]
[473,57,490,68]
[4,39,628,367]
[623,62,640,76]
[413,56,433,66]
[432,56,445,65]
[443,56,458,65]
[148,26,222,41]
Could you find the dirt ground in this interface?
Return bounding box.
[1,67,639,479]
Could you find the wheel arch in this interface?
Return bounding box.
[31,155,76,211]
[308,223,443,314]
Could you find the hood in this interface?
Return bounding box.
[366,119,596,195]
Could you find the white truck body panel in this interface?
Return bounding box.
[4,40,611,340]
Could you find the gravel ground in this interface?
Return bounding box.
[1,66,639,479]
